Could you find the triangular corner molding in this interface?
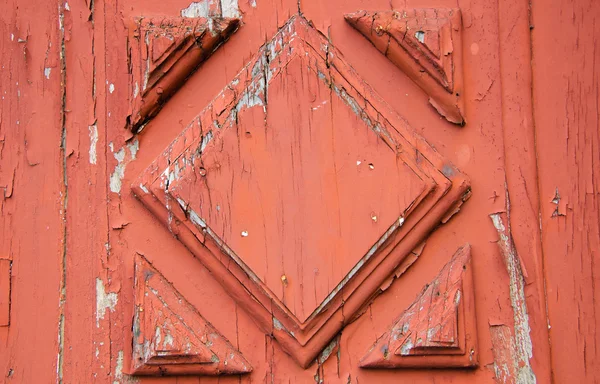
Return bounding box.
[127,16,240,133]
[360,244,478,368]
[132,255,252,375]
[345,9,466,125]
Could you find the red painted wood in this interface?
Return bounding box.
[531,0,600,382]
[0,0,598,382]
[0,259,11,326]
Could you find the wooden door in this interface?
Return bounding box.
[1,0,598,382]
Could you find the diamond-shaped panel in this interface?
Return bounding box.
[133,15,470,368]
[168,53,431,324]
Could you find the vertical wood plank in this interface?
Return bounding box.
[0,259,11,326]
[0,0,64,382]
[531,0,600,381]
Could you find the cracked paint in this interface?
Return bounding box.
[96,278,118,328]
[109,139,139,193]
[490,213,536,383]
[88,124,98,165]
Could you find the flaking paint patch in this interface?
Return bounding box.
[490,213,536,384]
[220,0,239,17]
[44,67,51,79]
[88,124,98,164]
[113,350,124,384]
[110,140,139,193]
[181,1,211,18]
[96,278,118,328]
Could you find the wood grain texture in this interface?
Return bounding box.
[0,0,64,382]
[0,259,11,326]
[1,0,597,382]
[531,0,600,382]
[132,15,470,369]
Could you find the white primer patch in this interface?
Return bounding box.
[109,139,139,193]
[112,350,123,384]
[109,83,115,93]
[490,213,536,384]
[181,1,211,17]
[44,67,52,79]
[96,278,118,328]
[220,0,240,17]
[88,124,98,164]
[109,148,126,193]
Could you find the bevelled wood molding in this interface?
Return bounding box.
[360,244,478,368]
[132,255,252,375]
[127,16,240,133]
[345,9,465,125]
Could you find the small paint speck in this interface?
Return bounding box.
[415,30,425,43]
[371,212,378,222]
[109,83,115,93]
[356,160,361,166]
[369,163,375,170]
[241,230,248,237]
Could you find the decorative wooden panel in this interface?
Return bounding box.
[127,16,240,133]
[132,15,470,368]
[132,255,252,375]
[361,244,478,368]
[345,9,465,125]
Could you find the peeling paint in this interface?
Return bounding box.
[96,278,118,328]
[44,67,52,79]
[88,124,98,165]
[181,1,212,18]
[109,140,139,193]
[490,213,536,384]
[112,350,123,384]
[220,0,239,17]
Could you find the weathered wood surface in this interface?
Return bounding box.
[0,0,64,382]
[531,0,600,382]
[0,0,597,382]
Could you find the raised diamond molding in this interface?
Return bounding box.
[132,15,470,368]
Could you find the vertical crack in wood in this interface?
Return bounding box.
[56,1,69,382]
